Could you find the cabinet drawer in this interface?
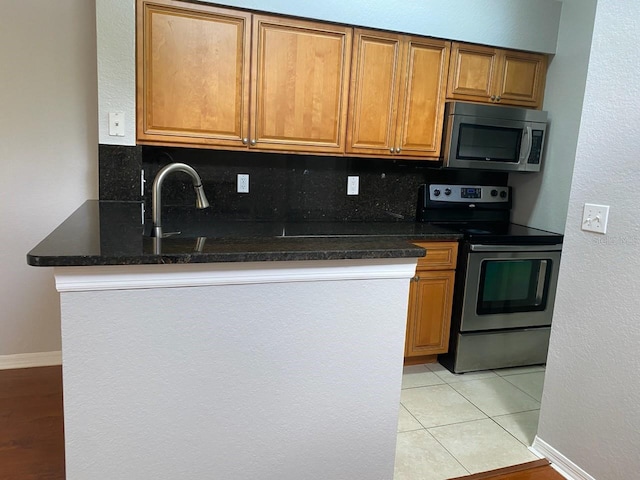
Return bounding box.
[413,241,458,270]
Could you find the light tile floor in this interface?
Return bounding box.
[395,362,546,480]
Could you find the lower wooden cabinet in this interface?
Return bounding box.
[405,242,458,358]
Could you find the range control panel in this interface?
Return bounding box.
[429,184,510,203]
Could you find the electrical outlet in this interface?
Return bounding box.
[582,203,610,234]
[347,176,359,195]
[237,174,249,193]
[108,111,125,136]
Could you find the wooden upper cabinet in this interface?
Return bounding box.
[447,42,546,108]
[137,0,251,146]
[347,30,450,159]
[447,43,498,101]
[496,51,547,107]
[251,16,352,153]
[395,39,450,157]
[346,30,403,156]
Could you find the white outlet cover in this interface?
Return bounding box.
[237,174,249,193]
[347,176,359,195]
[582,203,610,234]
[108,111,125,137]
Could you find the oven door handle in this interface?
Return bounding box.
[535,260,549,305]
[470,244,563,252]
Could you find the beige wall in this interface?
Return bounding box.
[0,1,98,356]
[509,0,597,233]
[537,0,640,477]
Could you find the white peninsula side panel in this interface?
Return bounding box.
[55,259,416,480]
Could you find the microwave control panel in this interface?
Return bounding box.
[527,130,544,165]
[429,184,510,204]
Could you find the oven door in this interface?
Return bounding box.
[460,244,562,331]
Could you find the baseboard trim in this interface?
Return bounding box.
[531,436,596,480]
[0,351,62,370]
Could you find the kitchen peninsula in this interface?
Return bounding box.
[28,200,460,480]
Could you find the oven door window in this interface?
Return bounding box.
[457,123,523,163]
[477,259,552,314]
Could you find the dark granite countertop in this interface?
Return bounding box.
[27,201,462,267]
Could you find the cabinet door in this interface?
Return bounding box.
[395,38,450,158]
[446,42,498,102]
[251,16,352,153]
[137,0,251,146]
[346,30,403,156]
[405,270,455,357]
[496,51,546,108]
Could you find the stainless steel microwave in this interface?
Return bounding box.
[441,101,548,172]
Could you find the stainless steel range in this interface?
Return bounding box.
[416,183,563,373]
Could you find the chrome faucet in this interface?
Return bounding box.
[151,162,209,238]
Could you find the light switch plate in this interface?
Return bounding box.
[582,203,610,234]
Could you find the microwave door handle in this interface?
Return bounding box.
[520,126,533,162]
[535,260,548,305]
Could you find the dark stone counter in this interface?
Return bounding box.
[27,201,462,267]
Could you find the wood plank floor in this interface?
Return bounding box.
[450,459,565,479]
[0,367,562,480]
[0,366,64,480]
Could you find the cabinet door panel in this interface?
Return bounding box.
[137,1,251,145]
[446,43,498,102]
[406,271,455,357]
[252,16,352,152]
[346,30,403,155]
[497,52,546,107]
[396,39,450,157]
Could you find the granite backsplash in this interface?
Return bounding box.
[99,144,507,222]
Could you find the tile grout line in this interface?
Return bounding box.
[398,402,427,433]
[487,415,534,448]
[500,374,545,403]
[401,383,489,430]
[447,377,541,417]
[422,427,472,476]
[401,381,446,390]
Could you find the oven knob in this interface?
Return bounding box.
[491,189,498,197]
[444,188,451,196]
[500,190,507,199]
[433,189,441,197]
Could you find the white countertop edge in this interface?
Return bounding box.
[53,258,418,292]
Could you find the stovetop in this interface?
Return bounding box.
[416,183,564,246]
[433,221,564,245]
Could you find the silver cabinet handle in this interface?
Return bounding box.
[250,139,256,146]
[395,147,401,153]
[242,138,248,145]
[496,96,501,102]
[390,148,394,153]
[491,95,496,101]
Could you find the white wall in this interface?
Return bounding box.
[97,0,561,145]
[214,0,561,53]
[57,260,414,479]
[536,1,640,478]
[0,1,98,356]
[509,0,597,233]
